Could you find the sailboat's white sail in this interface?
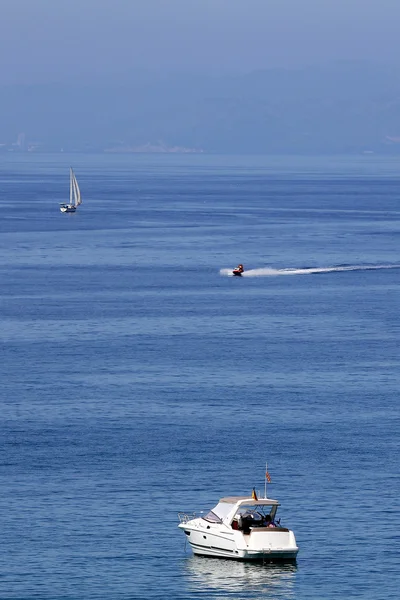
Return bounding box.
[70,168,82,207]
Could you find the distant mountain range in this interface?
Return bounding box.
[1,62,400,153]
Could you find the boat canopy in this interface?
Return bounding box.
[203,496,280,525]
[219,496,280,506]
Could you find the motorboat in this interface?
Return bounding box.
[178,494,298,562]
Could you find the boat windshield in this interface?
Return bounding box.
[202,511,222,523]
[203,502,236,523]
[235,504,277,519]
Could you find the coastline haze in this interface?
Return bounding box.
[1,0,400,152]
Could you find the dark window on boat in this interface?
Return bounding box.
[202,510,222,523]
[184,530,190,536]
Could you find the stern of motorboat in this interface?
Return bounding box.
[242,526,298,560]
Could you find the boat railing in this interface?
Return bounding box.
[178,512,197,524]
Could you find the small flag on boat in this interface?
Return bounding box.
[266,470,271,483]
[252,488,258,500]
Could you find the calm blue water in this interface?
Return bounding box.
[0,154,399,599]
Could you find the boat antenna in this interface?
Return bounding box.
[264,462,272,498]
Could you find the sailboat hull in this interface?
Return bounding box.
[60,204,77,213]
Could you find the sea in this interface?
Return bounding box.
[0,153,399,600]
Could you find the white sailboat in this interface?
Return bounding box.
[60,168,82,213]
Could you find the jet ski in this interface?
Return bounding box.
[232,264,244,277]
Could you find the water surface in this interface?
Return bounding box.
[0,153,399,599]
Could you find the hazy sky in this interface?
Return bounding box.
[1,0,399,83]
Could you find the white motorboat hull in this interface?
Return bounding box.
[179,519,298,562]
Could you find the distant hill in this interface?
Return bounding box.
[1,62,400,153]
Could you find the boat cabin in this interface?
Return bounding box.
[202,496,282,533]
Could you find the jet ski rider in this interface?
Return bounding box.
[233,264,244,274]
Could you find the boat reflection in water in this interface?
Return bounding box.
[184,556,297,598]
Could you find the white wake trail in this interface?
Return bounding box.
[220,264,400,277]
